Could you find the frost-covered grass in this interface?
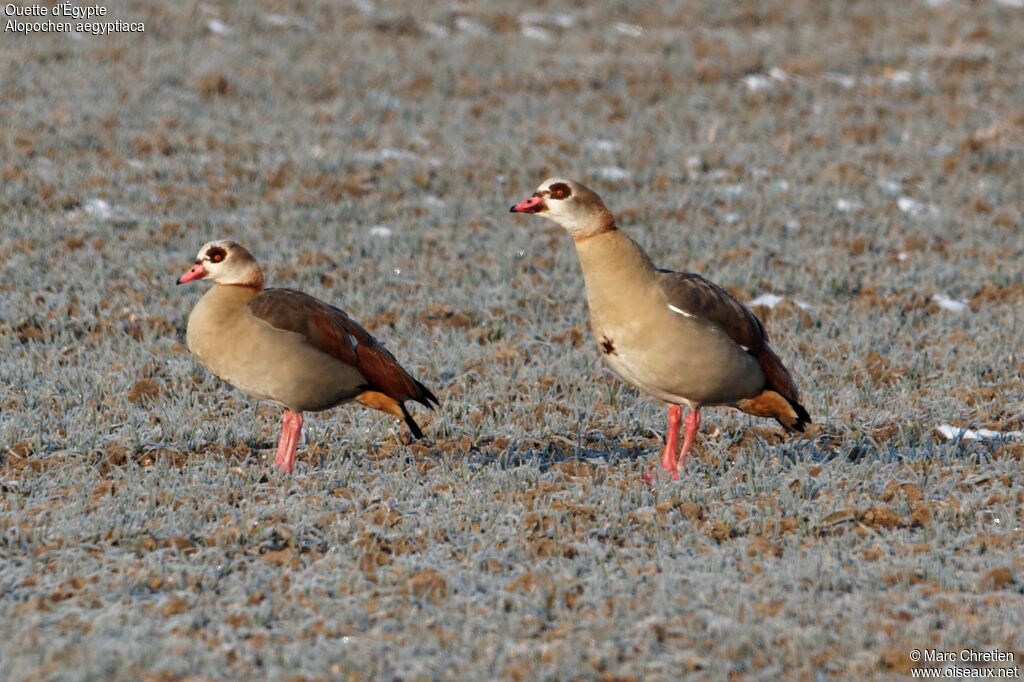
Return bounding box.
[2,1,1023,679]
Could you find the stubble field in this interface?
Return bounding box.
[2,1,1023,679]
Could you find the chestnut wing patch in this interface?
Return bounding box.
[249,288,436,406]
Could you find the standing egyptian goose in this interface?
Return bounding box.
[176,240,438,473]
[511,178,809,479]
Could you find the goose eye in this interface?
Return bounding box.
[207,247,226,263]
[548,182,571,200]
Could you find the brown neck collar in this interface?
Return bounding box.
[573,222,618,243]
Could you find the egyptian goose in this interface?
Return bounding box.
[511,178,810,479]
[176,240,438,473]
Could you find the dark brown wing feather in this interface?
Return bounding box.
[657,271,766,351]
[658,271,809,427]
[248,288,438,409]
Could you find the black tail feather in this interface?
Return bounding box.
[785,398,812,433]
[414,379,440,409]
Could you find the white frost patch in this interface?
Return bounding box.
[742,74,774,92]
[718,184,746,199]
[824,72,857,89]
[747,294,813,314]
[595,166,631,182]
[454,17,489,36]
[521,25,552,42]
[519,12,575,28]
[771,179,791,193]
[84,198,113,219]
[884,69,913,84]
[422,22,449,38]
[586,139,620,152]
[723,212,740,224]
[368,90,402,111]
[742,68,789,91]
[261,13,314,30]
[836,198,862,213]
[354,148,420,163]
[898,196,940,218]
[936,424,1024,441]
[421,196,445,210]
[668,304,695,319]
[749,294,784,308]
[613,22,644,37]
[992,0,1024,7]
[931,293,968,313]
[207,19,233,36]
[878,178,902,195]
[369,226,393,238]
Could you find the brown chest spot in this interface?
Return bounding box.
[600,336,616,355]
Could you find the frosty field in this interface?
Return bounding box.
[2,1,1023,679]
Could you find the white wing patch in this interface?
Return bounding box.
[347,333,359,349]
[668,304,696,319]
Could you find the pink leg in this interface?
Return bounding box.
[273,410,304,473]
[644,404,683,484]
[660,404,683,472]
[673,407,702,480]
[274,413,291,465]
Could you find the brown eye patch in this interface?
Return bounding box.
[207,246,226,263]
[548,182,572,200]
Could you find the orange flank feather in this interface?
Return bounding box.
[735,390,802,430]
[356,390,403,418]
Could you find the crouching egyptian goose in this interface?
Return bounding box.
[511,178,810,480]
[176,240,438,473]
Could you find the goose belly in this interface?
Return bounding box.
[593,319,764,406]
